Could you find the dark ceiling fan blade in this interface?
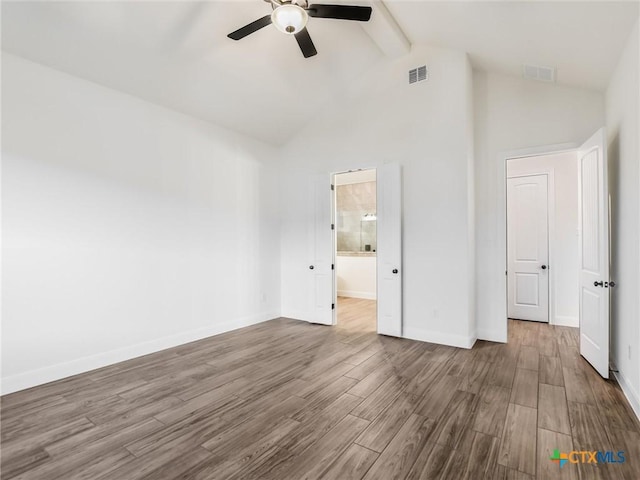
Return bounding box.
[294,28,317,58]
[227,15,272,40]
[307,4,372,21]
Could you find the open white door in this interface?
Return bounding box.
[578,127,609,378]
[377,164,402,336]
[507,174,549,322]
[308,174,334,325]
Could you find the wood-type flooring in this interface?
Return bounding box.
[2,297,639,479]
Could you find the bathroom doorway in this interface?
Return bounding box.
[333,169,377,333]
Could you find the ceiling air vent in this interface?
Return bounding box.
[522,64,556,83]
[409,65,428,84]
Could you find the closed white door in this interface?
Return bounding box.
[308,173,334,325]
[377,164,402,336]
[507,174,549,322]
[578,128,609,378]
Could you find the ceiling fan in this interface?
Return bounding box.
[227,0,372,58]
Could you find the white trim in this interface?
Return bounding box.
[337,290,377,300]
[477,328,507,344]
[502,143,579,160]
[334,169,377,185]
[500,143,580,343]
[281,310,312,323]
[553,315,579,328]
[331,171,338,326]
[403,325,477,349]
[1,312,278,395]
[331,165,381,330]
[613,370,640,423]
[282,314,329,326]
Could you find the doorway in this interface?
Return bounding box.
[506,150,580,327]
[308,164,400,335]
[503,129,611,378]
[333,169,377,333]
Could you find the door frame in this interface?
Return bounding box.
[506,172,553,323]
[500,142,579,341]
[330,167,378,328]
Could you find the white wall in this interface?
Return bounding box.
[1,54,281,394]
[474,71,605,342]
[507,151,579,327]
[606,19,640,416]
[337,255,376,300]
[279,45,476,348]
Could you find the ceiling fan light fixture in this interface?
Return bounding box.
[271,4,308,35]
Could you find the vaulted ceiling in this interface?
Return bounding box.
[2,1,638,145]
[385,1,639,92]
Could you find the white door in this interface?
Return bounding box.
[578,128,609,378]
[507,174,549,322]
[377,164,402,336]
[308,174,334,325]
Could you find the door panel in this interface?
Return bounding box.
[507,174,549,322]
[309,173,333,325]
[578,128,609,378]
[377,164,402,337]
[515,273,539,306]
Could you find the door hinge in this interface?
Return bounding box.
[331,184,335,191]
[331,224,335,230]
[331,264,334,270]
[332,303,335,310]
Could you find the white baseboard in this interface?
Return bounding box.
[553,315,579,328]
[403,326,477,349]
[337,290,377,300]
[613,370,640,423]
[285,314,477,350]
[280,310,311,323]
[1,312,278,395]
[476,328,508,344]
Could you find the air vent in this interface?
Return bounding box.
[522,64,556,83]
[409,65,428,84]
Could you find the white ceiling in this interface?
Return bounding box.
[2,1,638,145]
[385,1,639,92]
[1,1,384,145]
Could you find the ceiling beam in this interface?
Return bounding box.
[361,0,410,58]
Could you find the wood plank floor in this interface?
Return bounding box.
[2,297,639,479]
